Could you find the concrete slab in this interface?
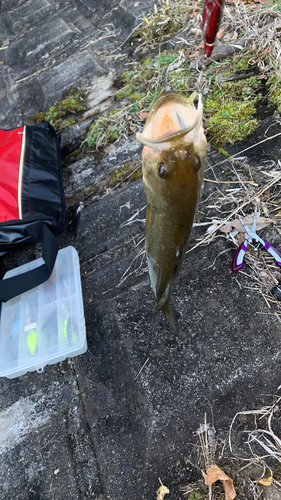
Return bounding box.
[7,0,53,30]
[0,14,13,44]
[0,65,22,128]
[2,18,76,70]
[37,50,108,109]
[0,366,104,499]
[62,138,142,200]
[0,0,23,14]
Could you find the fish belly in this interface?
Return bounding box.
[145,198,196,334]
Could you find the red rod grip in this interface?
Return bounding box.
[202,0,225,57]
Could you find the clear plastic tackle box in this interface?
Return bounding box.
[0,246,87,379]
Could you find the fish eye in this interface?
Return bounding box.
[193,154,201,172]
[158,162,168,179]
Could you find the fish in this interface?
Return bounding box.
[136,91,207,334]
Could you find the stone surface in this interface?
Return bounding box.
[0,366,103,500]
[264,486,281,500]
[0,1,281,500]
[0,65,22,128]
[37,50,107,109]
[62,138,142,200]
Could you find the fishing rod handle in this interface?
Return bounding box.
[202,0,225,57]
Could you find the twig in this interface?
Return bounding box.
[204,178,258,185]
[134,358,150,381]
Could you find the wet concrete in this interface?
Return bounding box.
[1,1,281,499]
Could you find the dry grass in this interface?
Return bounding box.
[188,127,281,312]
[228,392,281,498]
[85,0,281,149]
[181,391,281,499]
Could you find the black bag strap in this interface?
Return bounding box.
[0,223,58,302]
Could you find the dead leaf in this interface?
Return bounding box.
[138,112,149,120]
[217,28,225,39]
[202,465,236,500]
[275,210,281,217]
[254,470,273,487]
[190,40,204,58]
[190,50,199,59]
[156,485,170,500]
[220,216,273,234]
[221,223,233,233]
[257,476,273,486]
[237,232,245,246]
[261,188,271,202]
[259,46,270,58]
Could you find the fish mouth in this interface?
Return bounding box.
[136,91,203,150]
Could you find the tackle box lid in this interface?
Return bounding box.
[0,246,87,379]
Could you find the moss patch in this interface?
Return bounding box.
[33,88,85,132]
[267,75,281,111]
[84,162,142,201]
[187,490,205,500]
[85,44,271,150]
[204,79,261,147]
[85,110,126,149]
[108,163,142,186]
[115,52,176,103]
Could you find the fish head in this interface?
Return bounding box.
[136,91,207,202]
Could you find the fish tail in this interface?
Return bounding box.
[155,286,180,334]
[160,302,180,335]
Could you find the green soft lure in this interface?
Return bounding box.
[27,330,38,354]
[64,318,78,345]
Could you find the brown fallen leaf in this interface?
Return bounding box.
[156,484,169,500]
[185,48,192,57]
[275,210,281,217]
[220,216,273,234]
[220,223,232,233]
[190,50,199,59]
[254,469,273,487]
[256,476,273,486]
[202,464,236,500]
[259,46,270,58]
[260,188,271,201]
[138,112,149,120]
[217,27,225,39]
[190,40,204,58]
[237,231,245,246]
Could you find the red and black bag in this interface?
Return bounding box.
[0,122,65,302]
